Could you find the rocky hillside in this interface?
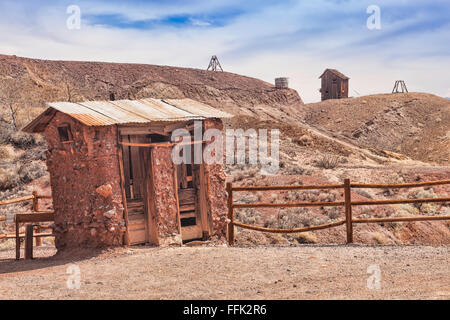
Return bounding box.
[299,93,450,165]
[0,54,303,128]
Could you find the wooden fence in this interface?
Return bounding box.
[226,179,450,245]
[0,191,54,259]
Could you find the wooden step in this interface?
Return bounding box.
[180,204,196,212]
[127,200,144,208]
[181,225,202,241]
[178,188,195,205]
[180,211,196,219]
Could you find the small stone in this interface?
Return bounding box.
[104,208,116,219]
[96,184,113,198]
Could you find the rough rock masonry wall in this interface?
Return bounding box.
[150,146,182,246]
[44,112,125,249]
[203,119,228,242]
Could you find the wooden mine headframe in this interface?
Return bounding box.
[392,80,408,93]
[207,55,223,72]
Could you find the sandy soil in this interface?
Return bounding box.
[0,245,448,300]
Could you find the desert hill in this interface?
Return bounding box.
[299,93,450,165]
[0,54,303,128]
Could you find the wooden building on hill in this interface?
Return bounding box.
[319,69,349,101]
[23,98,233,249]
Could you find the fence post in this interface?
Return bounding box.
[227,182,235,246]
[32,191,42,246]
[15,216,20,260]
[25,224,33,260]
[344,178,353,244]
[32,190,39,212]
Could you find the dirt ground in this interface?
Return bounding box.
[0,244,448,300]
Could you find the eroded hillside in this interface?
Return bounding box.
[299,93,450,165]
[0,54,303,127]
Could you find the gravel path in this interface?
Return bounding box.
[0,245,448,299]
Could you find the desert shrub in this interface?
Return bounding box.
[407,188,439,213]
[323,207,341,220]
[284,165,311,175]
[355,189,373,199]
[0,145,16,160]
[293,135,313,146]
[8,131,40,149]
[0,165,20,190]
[264,208,320,229]
[294,232,317,244]
[370,232,388,245]
[313,155,341,169]
[18,161,47,184]
[0,122,15,144]
[235,208,262,226]
[19,148,46,161]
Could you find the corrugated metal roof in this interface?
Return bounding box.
[23,98,233,133]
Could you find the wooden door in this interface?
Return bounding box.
[176,135,209,242]
[177,162,204,241]
[121,135,151,245]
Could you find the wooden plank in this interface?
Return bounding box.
[16,212,54,223]
[178,164,188,189]
[178,188,195,205]
[117,136,131,246]
[351,179,450,189]
[128,222,146,231]
[121,135,131,199]
[1,233,54,240]
[231,184,344,191]
[233,201,345,209]
[146,148,160,246]
[181,225,203,241]
[0,195,34,206]
[129,135,144,199]
[127,200,144,208]
[351,197,450,206]
[198,162,210,237]
[353,216,450,223]
[172,164,182,235]
[140,144,151,243]
[344,178,353,244]
[180,205,196,212]
[180,211,196,219]
[128,229,146,244]
[227,182,234,245]
[25,224,33,260]
[15,217,20,260]
[233,220,346,234]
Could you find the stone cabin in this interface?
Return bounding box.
[319,69,349,101]
[23,98,233,249]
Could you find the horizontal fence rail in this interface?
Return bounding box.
[0,191,54,260]
[226,179,450,245]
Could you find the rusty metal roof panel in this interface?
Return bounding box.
[164,98,234,118]
[23,98,233,132]
[78,101,148,124]
[46,102,118,126]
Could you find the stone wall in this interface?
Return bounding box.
[44,112,125,249]
[150,146,182,246]
[203,119,228,242]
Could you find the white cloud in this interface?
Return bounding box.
[0,0,449,103]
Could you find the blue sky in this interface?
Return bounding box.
[0,0,449,102]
